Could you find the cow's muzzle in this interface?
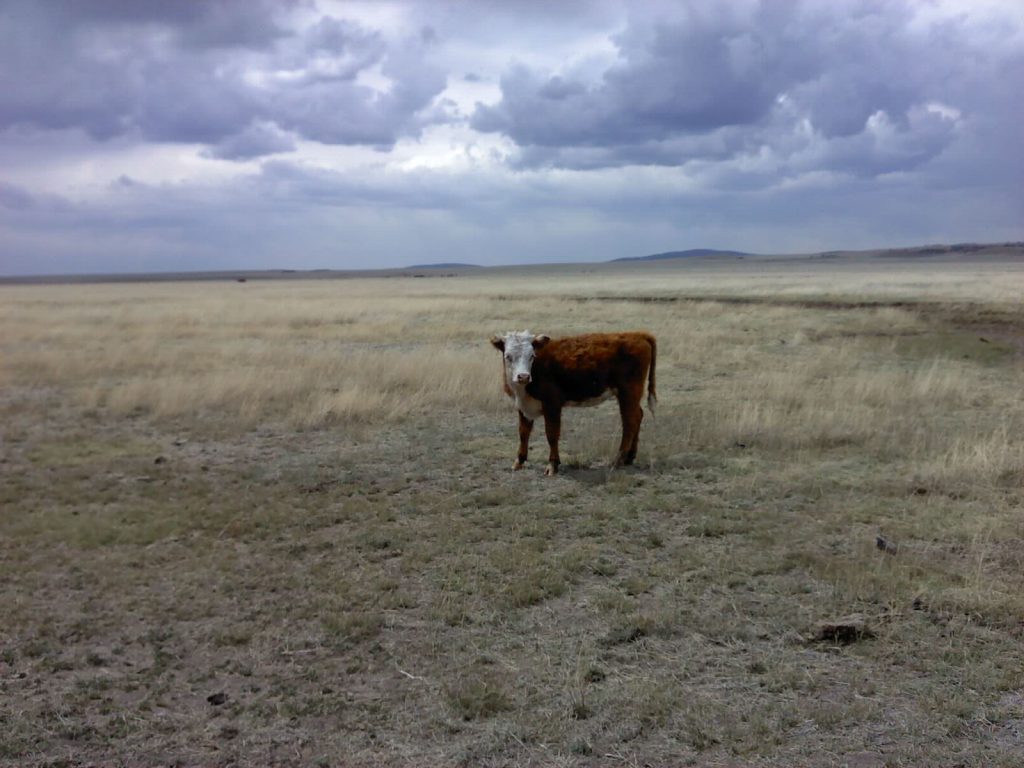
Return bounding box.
[515,373,531,384]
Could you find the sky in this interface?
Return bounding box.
[0,0,1022,275]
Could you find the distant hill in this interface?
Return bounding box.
[613,248,753,262]
[865,242,1024,258]
[4,242,1021,285]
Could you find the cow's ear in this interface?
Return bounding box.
[532,334,551,349]
[490,336,505,351]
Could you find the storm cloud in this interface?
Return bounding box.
[472,1,1010,178]
[0,0,1021,275]
[0,0,443,150]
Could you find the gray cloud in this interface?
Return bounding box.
[0,181,34,211]
[471,4,803,146]
[2,137,1021,277]
[204,122,297,161]
[0,0,445,153]
[472,0,1021,181]
[0,0,1021,276]
[16,0,296,50]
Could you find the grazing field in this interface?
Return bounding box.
[2,258,1024,767]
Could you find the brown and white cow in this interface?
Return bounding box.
[490,331,657,475]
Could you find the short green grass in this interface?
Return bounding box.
[1,269,1023,766]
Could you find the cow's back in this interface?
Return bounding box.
[530,332,655,403]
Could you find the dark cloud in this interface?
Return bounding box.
[471,4,801,146]
[472,0,1020,180]
[0,181,34,211]
[271,33,446,147]
[14,0,296,49]
[0,1,445,154]
[508,128,745,170]
[289,17,387,82]
[204,122,297,161]
[0,0,1021,276]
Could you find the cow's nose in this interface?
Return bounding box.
[516,373,530,383]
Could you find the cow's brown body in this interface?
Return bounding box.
[491,331,657,475]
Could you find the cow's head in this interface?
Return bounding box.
[491,331,550,390]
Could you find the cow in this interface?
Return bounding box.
[490,330,657,475]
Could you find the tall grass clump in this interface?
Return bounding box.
[687,331,1016,466]
[915,426,1024,494]
[0,282,517,431]
[78,346,503,429]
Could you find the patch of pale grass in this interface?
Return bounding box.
[687,330,1002,458]
[0,276,1018,448]
[916,426,1024,492]
[441,258,1024,303]
[302,386,393,427]
[78,346,503,429]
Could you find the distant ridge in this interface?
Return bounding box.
[613,248,753,262]
[3,242,1021,285]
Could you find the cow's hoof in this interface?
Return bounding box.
[544,463,558,476]
[512,460,525,471]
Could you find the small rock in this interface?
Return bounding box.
[876,535,898,555]
[207,692,228,706]
[601,625,646,646]
[813,614,874,644]
[154,456,166,465]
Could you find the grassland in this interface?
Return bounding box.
[2,257,1023,767]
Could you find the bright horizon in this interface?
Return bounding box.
[1,0,1022,276]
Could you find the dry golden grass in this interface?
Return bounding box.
[1,258,1023,766]
[3,262,1021,438]
[1,282,510,429]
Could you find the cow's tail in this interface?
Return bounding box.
[646,334,657,417]
[645,333,657,471]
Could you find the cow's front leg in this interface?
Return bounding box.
[513,411,533,470]
[542,404,562,476]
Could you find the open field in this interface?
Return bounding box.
[2,257,1024,766]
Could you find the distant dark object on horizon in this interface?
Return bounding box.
[613,248,753,262]
[404,262,482,269]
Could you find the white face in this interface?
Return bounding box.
[500,331,538,388]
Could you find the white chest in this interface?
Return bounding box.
[513,389,544,421]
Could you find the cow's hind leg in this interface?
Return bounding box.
[616,385,644,467]
[626,407,643,464]
[514,412,533,470]
[542,405,562,476]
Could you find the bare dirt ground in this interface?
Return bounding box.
[2,263,1023,767]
